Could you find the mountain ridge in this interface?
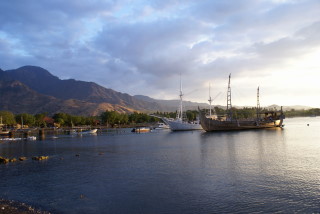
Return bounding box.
[0,78,136,115]
[2,66,165,114]
[5,66,160,110]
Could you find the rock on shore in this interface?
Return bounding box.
[0,199,50,214]
[31,156,49,161]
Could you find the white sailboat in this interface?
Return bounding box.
[162,77,202,131]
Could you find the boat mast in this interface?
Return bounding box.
[256,87,261,122]
[226,74,233,121]
[177,74,184,120]
[208,83,212,117]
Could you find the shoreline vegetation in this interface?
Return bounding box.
[0,108,319,143]
[0,107,319,129]
[0,107,320,131]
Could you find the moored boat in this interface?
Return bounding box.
[154,123,170,129]
[163,76,202,131]
[131,127,151,133]
[199,74,285,132]
[0,136,37,141]
[162,118,202,131]
[0,130,10,136]
[80,129,98,134]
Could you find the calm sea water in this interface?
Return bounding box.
[0,117,319,213]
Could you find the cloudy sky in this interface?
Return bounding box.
[1,0,320,107]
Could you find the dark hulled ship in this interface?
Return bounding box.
[199,74,285,132]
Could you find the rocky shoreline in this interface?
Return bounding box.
[0,199,50,214]
[0,156,48,164]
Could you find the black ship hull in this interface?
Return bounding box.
[199,110,284,132]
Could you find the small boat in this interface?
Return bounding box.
[162,77,202,131]
[80,129,98,134]
[199,74,285,131]
[27,136,37,140]
[131,127,151,133]
[154,123,170,129]
[0,130,10,136]
[0,136,36,141]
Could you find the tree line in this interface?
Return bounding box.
[0,111,98,127]
[1,107,319,128]
[211,107,320,119]
[0,111,161,128]
[283,108,320,117]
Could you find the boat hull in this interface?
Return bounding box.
[163,118,202,131]
[199,110,284,132]
[154,123,170,129]
[131,127,151,133]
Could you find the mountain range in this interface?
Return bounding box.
[0,66,207,115]
[0,66,313,116]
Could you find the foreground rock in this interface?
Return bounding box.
[19,157,27,161]
[32,156,49,161]
[0,157,9,164]
[0,199,50,214]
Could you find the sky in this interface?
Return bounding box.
[0,0,320,108]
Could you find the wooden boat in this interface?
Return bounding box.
[199,74,285,132]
